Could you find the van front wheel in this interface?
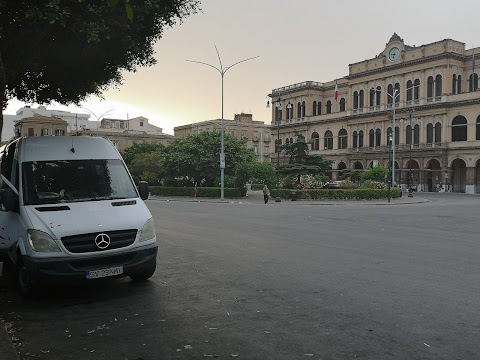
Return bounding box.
[16,260,36,297]
[129,261,156,282]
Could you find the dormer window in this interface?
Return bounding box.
[140,121,144,127]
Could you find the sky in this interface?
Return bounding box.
[4,0,480,135]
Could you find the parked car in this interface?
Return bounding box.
[323,181,342,189]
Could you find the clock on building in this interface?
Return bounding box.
[388,47,400,61]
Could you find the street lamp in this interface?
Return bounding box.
[408,111,414,197]
[388,130,392,203]
[82,106,115,130]
[187,45,259,202]
[267,95,292,202]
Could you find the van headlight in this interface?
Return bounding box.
[139,218,156,242]
[27,230,61,252]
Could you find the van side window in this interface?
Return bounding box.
[1,142,17,186]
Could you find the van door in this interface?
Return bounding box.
[0,140,20,259]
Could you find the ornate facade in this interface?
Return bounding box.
[268,34,480,193]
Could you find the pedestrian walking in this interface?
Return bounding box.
[263,185,270,204]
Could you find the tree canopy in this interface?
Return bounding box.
[0,0,200,139]
[164,131,256,186]
[122,142,166,166]
[279,133,333,176]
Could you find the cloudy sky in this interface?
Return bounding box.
[5,0,480,134]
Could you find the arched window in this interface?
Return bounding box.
[427,123,434,144]
[369,88,375,107]
[311,132,319,150]
[376,87,381,105]
[435,75,442,97]
[452,75,458,94]
[285,138,290,145]
[413,124,420,145]
[406,125,412,145]
[452,115,467,142]
[427,76,434,98]
[353,131,358,148]
[434,122,441,144]
[407,80,413,101]
[359,90,364,108]
[358,130,364,148]
[369,129,375,147]
[394,83,400,103]
[313,101,317,116]
[353,91,359,109]
[301,101,306,117]
[297,102,302,118]
[326,100,332,114]
[324,130,333,150]
[338,129,348,149]
[477,116,480,140]
[387,84,394,104]
[274,139,279,153]
[290,137,293,144]
[340,98,346,112]
[317,102,322,115]
[457,75,462,94]
[469,73,478,92]
[414,79,420,100]
[375,128,382,147]
[275,107,282,121]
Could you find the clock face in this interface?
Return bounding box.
[389,47,400,61]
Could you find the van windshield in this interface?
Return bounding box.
[22,159,138,205]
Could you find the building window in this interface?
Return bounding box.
[359,90,364,108]
[338,129,347,149]
[230,130,235,137]
[264,147,269,156]
[313,101,317,116]
[414,79,420,100]
[41,128,49,136]
[369,129,375,147]
[353,131,358,148]
[340,98,346,112]
[435,75,442,97]
[311,132,319,150]
[140,121,144,127]
[285,138,290,145]
[427,76,434,98]
[387,84,394,104]
[353,91,359,109]
[301,101,306,117]
[434,122,442,144]
[241,130,248,140]
[264,133,269,141]
[358,130,364,147]
[326,100,332,114]
[407,80,413,101]
[469,73,478,92]
[369,88,375,106]
[297,102,301,118]
[275,107,282,121]
[324,130,333,150]
[253,131,259,141]
[317,101,322,115]
[413,125,419,145]
[254,147,259,155]
[427,123,433,144]
[406,125,413,145]
[452,115,467,142]
[376,128,381,147]
[394,83,400,103]
[28,128,34,136]
[290,137,293,144]
[476,116,480,140]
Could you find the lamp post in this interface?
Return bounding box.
[267,95,292,202]
[187,46,259,202]
[388,130,392,203]
[408,111,414,197]
[81,106,115,130]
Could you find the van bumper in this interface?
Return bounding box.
[21,245,158,284]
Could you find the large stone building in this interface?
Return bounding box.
[268,34,480,193]
[174,113,271,162]
[14,115,68,138]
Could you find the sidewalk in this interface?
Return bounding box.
[149,190,429,205]
[0,264,20,360]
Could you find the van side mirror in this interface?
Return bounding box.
[1,187,19,212]
[138,181,149,200]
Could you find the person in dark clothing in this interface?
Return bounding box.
[263,185,270,204]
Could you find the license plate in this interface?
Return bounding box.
[86,266,123,279]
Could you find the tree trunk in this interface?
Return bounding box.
[0,47,5,142]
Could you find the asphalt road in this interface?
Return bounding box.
[1,193,480,359]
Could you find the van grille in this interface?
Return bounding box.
[61,229,138,253]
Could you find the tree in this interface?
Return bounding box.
[129,151,166,185]
[0,0,200,139]
[361,166,388,182]
[279,133,333,176]
[164,131,256,186]
[122,142,166,166]
[234,162,276,188]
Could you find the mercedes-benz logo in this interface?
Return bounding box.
[95,233,111,249]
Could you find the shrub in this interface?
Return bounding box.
[361,180,386,189]
[149,186,247,198]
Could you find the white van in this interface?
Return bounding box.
[0,136,157,295]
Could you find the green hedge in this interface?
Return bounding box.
[271,187,402,200]
[149,186,247,198]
